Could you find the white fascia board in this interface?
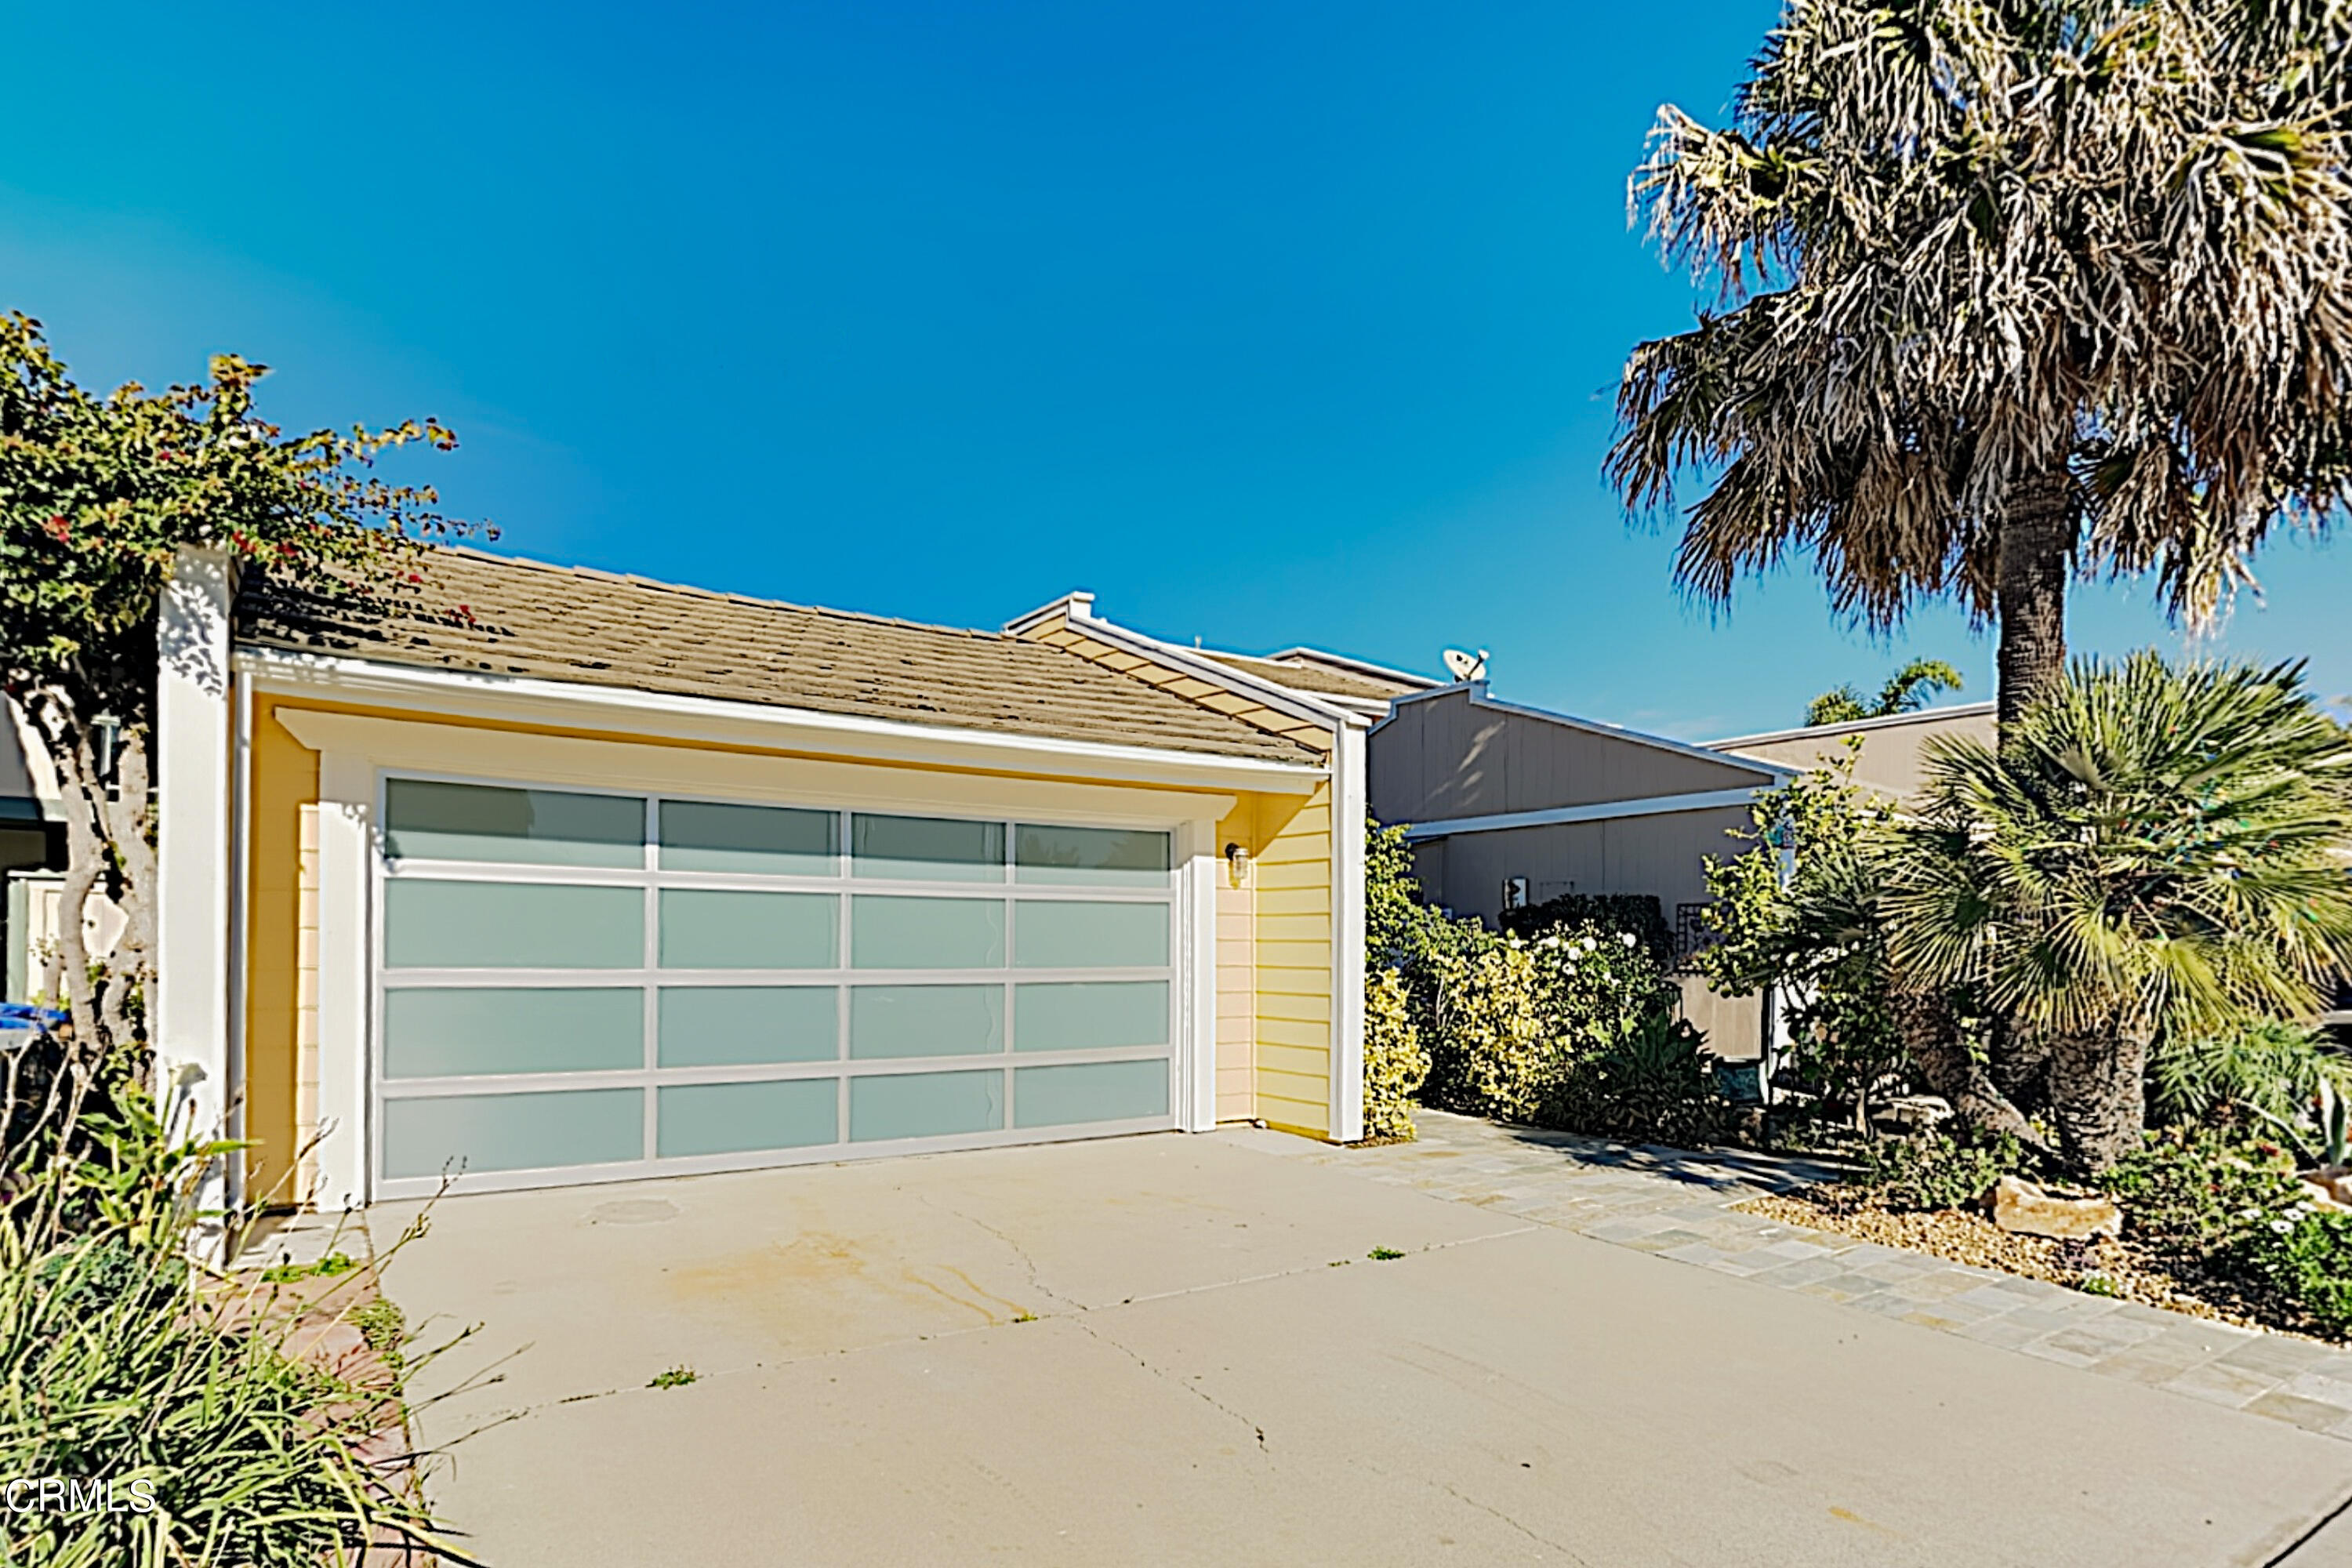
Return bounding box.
[234,648,1328,795]
[1712,701,1999,751]
[1399,786,1766,841]
[1380,681,1795,781]
[1060,607,1367,732]
[1003,591,1096,635]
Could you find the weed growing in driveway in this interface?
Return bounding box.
[1367,1247,1405,1261]
[261,1250,359,1284]
[350,1295,408,1374]
[1011,1312,1037,1323]
[648,1366,699,1390]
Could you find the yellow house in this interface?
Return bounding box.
[149,547,1367,1215]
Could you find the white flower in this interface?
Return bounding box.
[1620,931,1637,948]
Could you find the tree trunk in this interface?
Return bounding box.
[1994,466,2075,741]
[18,685,153,1067]
[2046,1029,2147,1174]
[1889,987,2050,1157]
[1987,1022,2052,1115]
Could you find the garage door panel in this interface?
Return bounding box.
[1013,981,1169,1051]
[385,779,644,869]
[1014,1060,1168,1127]
[850,1070,1005,1142]
[850,984,1004,1058]
[657,986,837,1066]
[1013,823,1172,888]
[656,1079,837,1158]
[851,895,1007,968]
[659,889,838,969]
[384,987,644,1079]
[851,813,1005,881]
[656,800,835,876]
[385,880,643,970]
[376,786,1181,1194]
[1013,901,1170,968]
[383,1087,644,1179]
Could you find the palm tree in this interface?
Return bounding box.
[1806,657,1965,727]
[1609,0,2352,735]
[1878,655,2352,1171]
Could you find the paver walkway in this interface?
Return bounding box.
[1279,1109,2352,1443]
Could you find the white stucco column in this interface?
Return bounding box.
[153,546,236,1250]
[1328,719,1367,1144]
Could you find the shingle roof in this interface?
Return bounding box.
[235,548,1324,764]
[1203,652,1428,702]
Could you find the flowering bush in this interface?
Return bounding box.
[1534,923,1674,1054]
[1363,968,1429,1142]
[2253,1207,2352,1336]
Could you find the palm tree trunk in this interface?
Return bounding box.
[2046,1029,2147,1174]
[1994,467,2074,739]
[1889,988,2049,1158]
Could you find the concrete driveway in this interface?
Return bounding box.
[374,1128,2352,1566]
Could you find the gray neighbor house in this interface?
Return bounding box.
[1366,679,1797,1060]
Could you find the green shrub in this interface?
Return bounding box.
[0,1085,453,1566]
[2151,1021,2352,1131]
[1859,1130,2023,1212]
[2096,1127,2303,1254]
[2253,1207,2352,1336]
[1537,923,1675,1054]
[1498,893,1673,967]
[1362,968,1430,1142]
[1425,936,1577,1121]
[1554,1010,1726,1148]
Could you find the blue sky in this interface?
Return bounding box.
[9,1,2347,738]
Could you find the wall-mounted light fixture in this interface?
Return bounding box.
[1225,841,1250,885]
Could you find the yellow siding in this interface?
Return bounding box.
[241,696,319,1207]
[1253,782,1333,1136]
[239,687,1348,1197]
[1214,800,1257,1123]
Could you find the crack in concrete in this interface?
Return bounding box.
[1438,1481,1598,1566]
[419,1214,1547,1424]
[916,1193,1083,1313]
[1062,1314,1271,1457]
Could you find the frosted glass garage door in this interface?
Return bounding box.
[374,780,1178,1193]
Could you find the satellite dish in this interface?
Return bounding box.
[1443,648,1489,682]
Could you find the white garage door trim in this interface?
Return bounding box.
[369,773,1190,1198]
[277,710,1240,1207]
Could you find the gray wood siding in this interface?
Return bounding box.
[1370,688,1775,826]
[1720,705,1994,801]
[1409,805,1751,928]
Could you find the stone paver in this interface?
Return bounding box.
[1298,1109,2352,1444]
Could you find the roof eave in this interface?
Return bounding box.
[234,644,1330,793]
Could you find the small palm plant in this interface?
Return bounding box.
[1880,655,2352,1171]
